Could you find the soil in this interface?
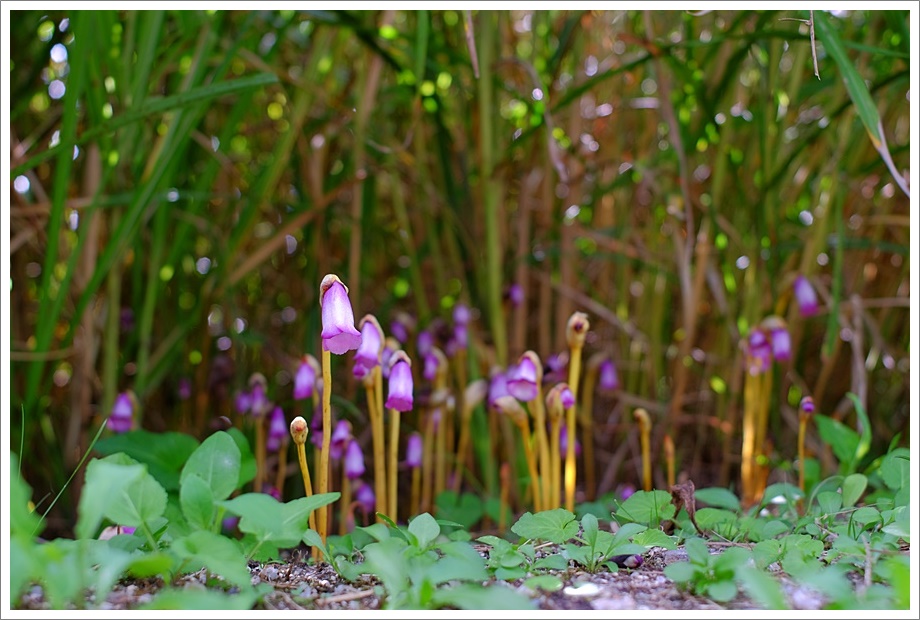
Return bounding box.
[16,542,832,611]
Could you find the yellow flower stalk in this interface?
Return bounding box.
[385,350,414,523]
[545,382,574,510]
[798,396,815,497]
[452,378,488,493]
[494,395,542,512]
[289,416,316,534]
[664,433,675,488]
[565,311,589,511]
[633,408,652,491]
[357,314,387,522]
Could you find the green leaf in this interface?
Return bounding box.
[881,506,909,541]
[408,512,441,550]
[523,575,564,592]
[477,535,512,554]
[10,454,43,540]
[813,12,881,146]
[684,537,712,566]
[105,463,168,529]
[814,414,860,475]
[694,508,738,533]
[761,520,789,540]
[633,528,677,550]
[707,579,738,602]
[841,474,867,507]
[533,554,569,570]
[39,539,86,608]
[226,427,257,490]
[94,431,199,492]
[581,512,600,547]
[361,537,411,596]
[171,530,250,589]
[140,584,268,610]
[127,551,176,579]
[753,539,781,570]
[817,491,843,516]
[431,583,536,610]
[89,541,135,605]
[663,561,697,583]
[180,474,215,531]
[761,482,803,507]
[614,490,675,527]
[511,508,578,544]
[76,455,145,539]
[851,506,881,527]
[434,490,484,530]
[9,537,37,600]
[427,541,488,584]
[694,487,741,512]
[879,448,910,492]
[847,394,873,468]
[180,431,241,501]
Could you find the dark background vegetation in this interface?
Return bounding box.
[8,9,911,537]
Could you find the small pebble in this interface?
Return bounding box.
[564,583,600,597]
[592,595,637,610]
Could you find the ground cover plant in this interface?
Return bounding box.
[7,7,912,613]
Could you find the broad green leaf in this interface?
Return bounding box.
[477,535,512,554]
[180,474,215,531]
[614,490,675,527]
[9,536,37,601]
[707,579,738,602]
[715,546,751,571]
[180,431,241,501]
[434,490,483,530]
[127,552,176,579]
[761,519,789,540]
[841,473,867,507]
[94,431,199,492]
[431,583,536,610]
[753,539,781,570]
[427,541,487,584]
[511,508,578,544]
[694,487,741,512]
[105,465,168,528]
[781,534,825,561]
[408,512,441,550]
[847,394,873,468]
[684,537,711,566]
[817,491,843,516]
[633,528,677,550]
[220,492,338,549]
[10,454,43,540]
[90,542,135,606]
[694,508,738,533]
[851,506,881,526]
[879,448,910,492]
[581,512,599,547]
[361,537,411,595]
[533,554,568,570]
[172,530,250,589]
[663,561,697,583]
[140,584,268,610]
[226,427,257,490]
[39,539,86,609]
[881,506,909,540]
[814,414,859,475]
[523,575,564,592]
[761,483,803,507]
[76,455,145,539]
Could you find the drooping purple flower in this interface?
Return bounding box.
[423,352,439,382]
[800,396,815,414]
[344,439,366,479]
[353,363,370,381]
[417,328,434,359]
[249,379,269,417]
[794,275,819,318]
[769,325,792,362]
[355,481,375,514]
[385,351,414,411]
[330,420,352,460]
[488,368,510,408]
[559,384,575,409]
[320,274,362,355]
[390,311,414,344]
[451,323,468,352]
[599,358,620,391]
[453,303,471,326]
[507,355,539,402]
[222,515,240,535]
[543,352,568,383]
[619,483,636,501]
[406,432,423,469]
[121,526,137,536]
[746,328,772,376]
[354,315,383,370]
[120,307,135,333]
[266,406,287,452]
[177,377,192,401]
[235,389,252,415]
[109,391,134,434]
[560,425,582,458]
[293,355,317,400]
[381,339,397,379]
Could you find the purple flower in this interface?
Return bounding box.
[560,425,582,458]
[599,358,620,391]
[453,303,471,326]
[794,275,819,317]
[423,352,439,382]
[320,275,362,355]
[507,355,539,402]
[406,432,423,468]
[488,368,510,408]
[417,328,434,359]
[353,363,370,381]
[559,384,575,409]
[109,391,134,434]
[266,406,287,452]
[355,481,375,514]
[800,396,815,414]
[235,389,252,415]
[746,328,772,376]
[385,351,414,411]
[770,325,791,362]
[121,526,137,536]
[354,316,383,370]
[222,516,240,535]
[293,355,317,400]
[249,379,269,417]
[177,377,192,401]
[263,485,281,501]
[506,283,524,307]
[543,352,568,383]
[451,323,468,352]
[330,420,352,460]
[381,339,397,379]
[389,311,414,344]
[619,483,636,501]
[344,439,366,479]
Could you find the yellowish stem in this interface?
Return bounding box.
[295,442,316,533]
[340,472,351,536]
[580,358,602,501]
[367,370,387,522]
[499,462,510,532]
[664,434,675,488]
[565,346,583,511]
[319,349,332,546]
[549,417,561,510]
[421,409,436,513]
[388,408,401,523]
